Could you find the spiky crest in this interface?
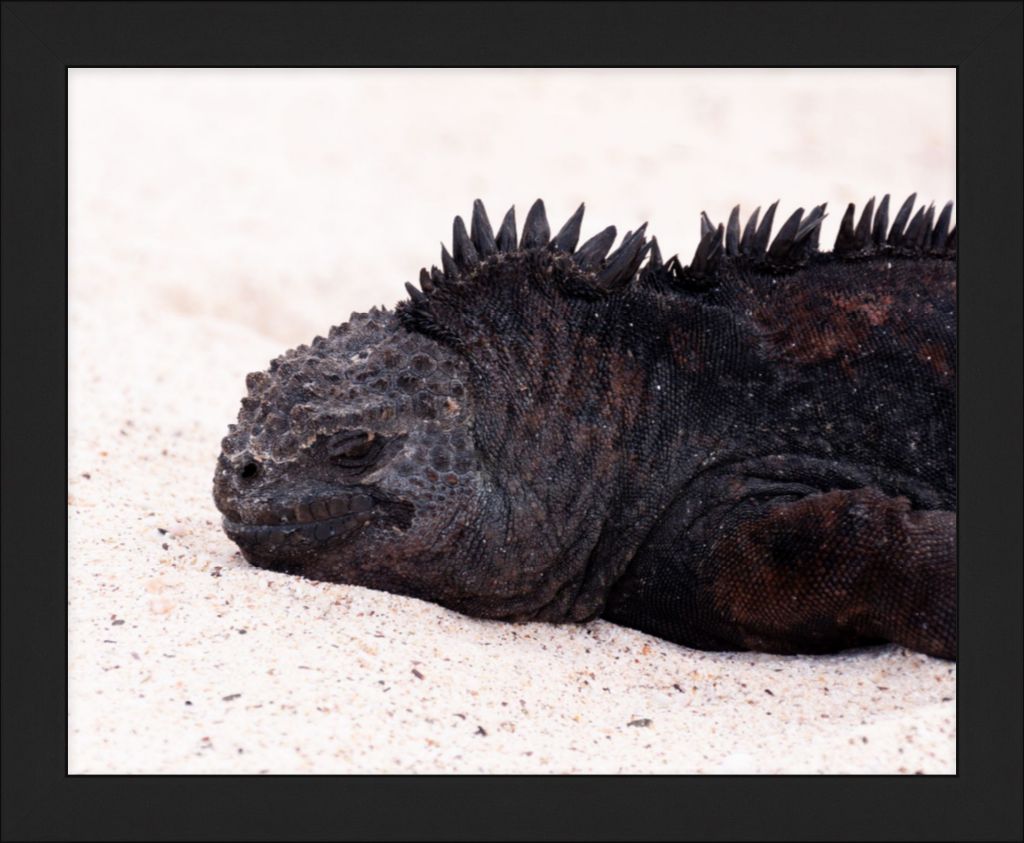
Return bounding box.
[666,193,954,290]
[396,195,956,343]
[397,199,651,343]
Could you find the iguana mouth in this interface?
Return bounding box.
[222,491,378,527]
[221,491,414,548]
[223,510,374,550]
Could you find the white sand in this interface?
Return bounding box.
[68,69,956,774]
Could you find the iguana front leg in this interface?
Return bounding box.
[695,487,956,658]
[605,486,956,659]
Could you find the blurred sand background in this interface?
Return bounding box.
[68,69,956,774]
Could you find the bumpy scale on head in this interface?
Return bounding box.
[213,309,482,599]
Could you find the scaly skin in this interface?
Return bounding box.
[213,195,956,659]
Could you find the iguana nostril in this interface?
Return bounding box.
[240,461,260,480]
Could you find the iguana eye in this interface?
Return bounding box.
[328,431,383,466]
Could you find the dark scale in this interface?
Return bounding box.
[213,195,956,659]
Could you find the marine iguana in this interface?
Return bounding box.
[213,195,957,660]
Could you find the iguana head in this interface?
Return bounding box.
[213,200,656,620]
[213,309,491,604]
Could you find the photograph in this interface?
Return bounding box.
[67,67,956,775]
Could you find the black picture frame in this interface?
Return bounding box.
[3,1,1021,841]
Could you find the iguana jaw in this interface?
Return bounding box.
[215,467,418,571]
[222,509,373,571]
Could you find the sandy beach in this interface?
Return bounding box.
[68,69,956,774]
